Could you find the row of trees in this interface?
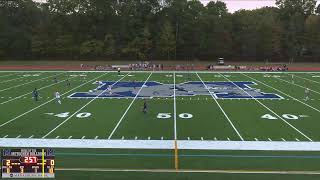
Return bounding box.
[0,0,320,61]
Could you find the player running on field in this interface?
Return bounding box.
[107,85,112,95]
[32,88,39,101]
[66,79,71,86]
[142,100,147,114]
[55,91,62,104]
[54,77,58,83]
[117,67,121,75]
[305,88,310,101]
[291,74,294,84]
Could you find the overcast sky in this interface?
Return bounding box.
[33,0,319,13]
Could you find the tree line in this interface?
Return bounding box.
[0,0,320,62]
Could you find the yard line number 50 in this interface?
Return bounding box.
[157,113,193,119]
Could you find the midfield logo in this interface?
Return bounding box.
[69,81,283,99]
[68,81,283,99]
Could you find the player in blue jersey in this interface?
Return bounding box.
[32,88,39,101]
[142,100,147,114]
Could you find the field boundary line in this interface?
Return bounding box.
[196,73,244,141]
[243,74,320,113]
[42,73,130,138]
[0,72,37,84]
[0,72,65,92]
[107,73,153,139]
[0,73,108,128]
[55,168,320,175]
[1,73,78,105]
[0,73,18,78]
[275,77,320,95]
[220,73,313,141]
[2,138,320,151]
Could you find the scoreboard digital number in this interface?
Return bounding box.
[1,149,55,178]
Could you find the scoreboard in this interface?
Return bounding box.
[1,149,55,178]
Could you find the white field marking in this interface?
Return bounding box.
[220,73,313,142]
[29,135,34,138]
[0,73,107,129]
[201,137,204,141]
[296,138,300,141]
[196,73,244,141]
[0,73,18,78]
[294,74,320,85]
[0,72,63,92]
[68,136,72,139]
[173,72,177,140]
[161,136,164,140]
[148,137,151,140]
[227,138,230,141]
[2,135,8,138]
[81,136,85,139]
[268,138,272,141]
[275,77,320,95]
[135,136,138,140]
[107,73,153,139]
[214,137,217,141]
[16,135,21,138]
[42,73,129,138]
[243,74,320,113]
[254,138,258,141]
[55,136,60,139]
[1,73,77,105]
[121,136,124,140]
[94,136,98,139]
[0,73,34,84]
[55,168,320,175]
[281,138,286,141]
[5,138,320,151]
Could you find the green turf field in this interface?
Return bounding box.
[0,70,320,179]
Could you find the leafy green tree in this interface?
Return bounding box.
[80,40,104,58]
[158,21,176,60]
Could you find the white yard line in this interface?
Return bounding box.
[294,74,320,85]
[173,72,177,140]
[42,73,130,138]
[0,72,65,92]
[0,73,34,84]
[243,74,320,113]
[0,73,18,78]
[107,73,153,139]
[1,74,77,105]
[0,73,108,128]
[196,73,244,141]
[275,77,320,95]
[220,73,313,142]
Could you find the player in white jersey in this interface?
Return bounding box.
[291,74,294,84]
[305,88,310,101]
[55,91,61,104]
[107,85,112,95]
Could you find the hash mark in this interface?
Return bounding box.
[55,136,60,139]
[227,137,230,141]
[68,136,72,139]
[201,137,204,141]
[161,136,164,140]
[148,136,151,140]
[3,135,8,138]
[295,138,300,141]
[268,138,272,141]
[94,136,98,139]
[135,136,138,140]
[281,138,286,141]
[81,136,85,139]
[16,135,21,138]
[121,136,124,140]
[254,138,258,141]
[187,137,190,140]
[214,137,217,141]
[29,135,34,138]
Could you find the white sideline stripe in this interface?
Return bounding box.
[243,74,320,113]
[107,73,153,139]
[220,73,313,142]
[1,73,76,105]
[275,77,320,95]
[42,73,129,138]
[0,73,107,128]
[56,168,320,175]
[0,72,63,92]
[1,138,320,151]
[173,72,177,140]
[196,73,244,141]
